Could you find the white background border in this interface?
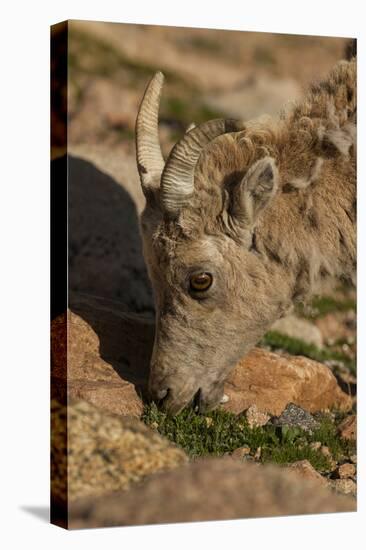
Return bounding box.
[1,1,364,548]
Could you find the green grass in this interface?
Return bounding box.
[261,331,356,375]
[297,295,356,319]
[142,404,355,473]
[142,291,356,473]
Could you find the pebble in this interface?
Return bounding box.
[320,445,331,457]
[254,447,262,460]
[245,405,270,428]
[338,415,356,441]
[319,446,337,470]
[231,446,251,460]
[333,478,357,497]
[337,463,356,479]
[288,459,328,488]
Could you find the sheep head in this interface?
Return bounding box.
[135,72,288,414]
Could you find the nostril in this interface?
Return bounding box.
[155,388,168,400]
[149,382,169,402]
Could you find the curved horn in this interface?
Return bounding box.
[135,71,165,193]
[161,118,245,217]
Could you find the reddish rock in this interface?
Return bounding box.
[51,293,154,417]
[224,348,352,416]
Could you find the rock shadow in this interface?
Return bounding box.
[69,291,154,399]
[52,154,155,398]
[67,154,154,314]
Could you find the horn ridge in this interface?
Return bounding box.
[161,118,245,217]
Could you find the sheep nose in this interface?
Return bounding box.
[148,380,169,402]
[154,388,169,400]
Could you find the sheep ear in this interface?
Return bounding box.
[231,157,278,227]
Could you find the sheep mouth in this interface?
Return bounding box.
[154,387,200,415]
[158,386,222,415]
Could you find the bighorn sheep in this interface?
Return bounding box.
[135,58,356,414]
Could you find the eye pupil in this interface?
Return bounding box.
[190,272,213,291]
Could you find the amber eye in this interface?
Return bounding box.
[189,272,213,292]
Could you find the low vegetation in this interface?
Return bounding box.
[142,290,356,475]
[261,331,356,374]
[297,294,356,319]
[142,404,355,474]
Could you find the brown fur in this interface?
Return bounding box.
[140,58,356,414]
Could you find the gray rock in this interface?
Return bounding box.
[271,403,320,432]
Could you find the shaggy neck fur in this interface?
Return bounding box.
[179,57,356,304]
